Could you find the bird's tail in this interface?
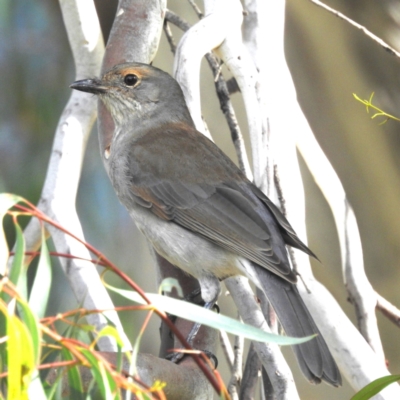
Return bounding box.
[254,264,342,387]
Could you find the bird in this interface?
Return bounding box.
[70,62,341,387]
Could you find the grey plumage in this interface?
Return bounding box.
[70,62,341,387]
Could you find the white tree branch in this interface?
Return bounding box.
[18,0,131,352]
[376,292,400,327]
[225,277,299,400]
[172,0,299,395]
[252,0,399,397]
[298,280,398,398]
[48,352,214,400]
[219,329,234,369]
[239,342,262,399]
[165,10,253,179]
[173,0,241,138]
[227,327,244,400]
[296,122,385,363]
[211,1,267,190]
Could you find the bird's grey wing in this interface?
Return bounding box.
[124,124,339,386]
[131,179,295,281]
[126,126,297,282]
[242,184,317,259]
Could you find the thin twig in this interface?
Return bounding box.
[310,0,400,58]
[376,292,400,327]
[227,332,244,400]
[13,202,224,395]
[219,330,235,370]
[165,9,191,31]
[353,92,400,124]
[187,0,204,18]
[163,21,176,53]
[205,53,252,177]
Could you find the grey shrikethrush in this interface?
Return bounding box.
[70,62,341,387]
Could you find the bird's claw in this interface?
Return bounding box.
[165,349,218,368]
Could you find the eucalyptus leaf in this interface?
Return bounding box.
[9,219,27,299]
[351,375,400,400]
[28,227,52,319]
[108,285,314,346]
[0,193,25,276]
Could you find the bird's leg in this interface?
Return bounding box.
[167,275,220,365]
[185,274,220,346]
[166,295,218,364]
[185,299,216,346]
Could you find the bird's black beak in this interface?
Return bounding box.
[70,78,108,95]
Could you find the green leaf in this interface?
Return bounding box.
[80,349,118,400]
[28,226,52,319]
[159,278,183,297]
[17,297,41,364]
[350,375,400,400]
[96,326,124,349]
[108,286,314,346]
[62,348,84,400]
[0,302,20,400]
[45,364,64,399]
[9,218,27,299]
[4,304,35,400]
[96,326,125,373]
[0,193,25,276]
[6,313,23,400]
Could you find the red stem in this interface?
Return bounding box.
[10,202,225,396]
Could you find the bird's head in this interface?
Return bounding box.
[70,62,192,129]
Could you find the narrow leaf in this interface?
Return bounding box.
[9,219,27,299]
[17,297,41,364]
[80,349,107,397]
[5,306,35,400]
[80,349,116,399]
[6,311,22,400]
[159,278,183,297]
[0,193,25,275]
[95,326,125,350]
[95,326,125,373]
[108,286,314,345]
[62,348,84,400]
[45,367,64,400]
[29,227,52,318]
[351,375,400,400]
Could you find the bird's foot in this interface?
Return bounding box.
[166,349,218,368]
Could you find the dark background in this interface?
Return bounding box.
[1,1,400,398]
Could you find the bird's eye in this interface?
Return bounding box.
[124,74,138,86]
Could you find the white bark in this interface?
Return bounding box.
[173,0,241,139]
[297,123,385,362]
[173,1,299,396]
[174,0,400,397]
[250,0,397,397]
[211,0,267,189]
[18,0,131,352]
[225,277,299,400]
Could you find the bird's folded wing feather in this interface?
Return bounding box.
[126,124,311,281]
